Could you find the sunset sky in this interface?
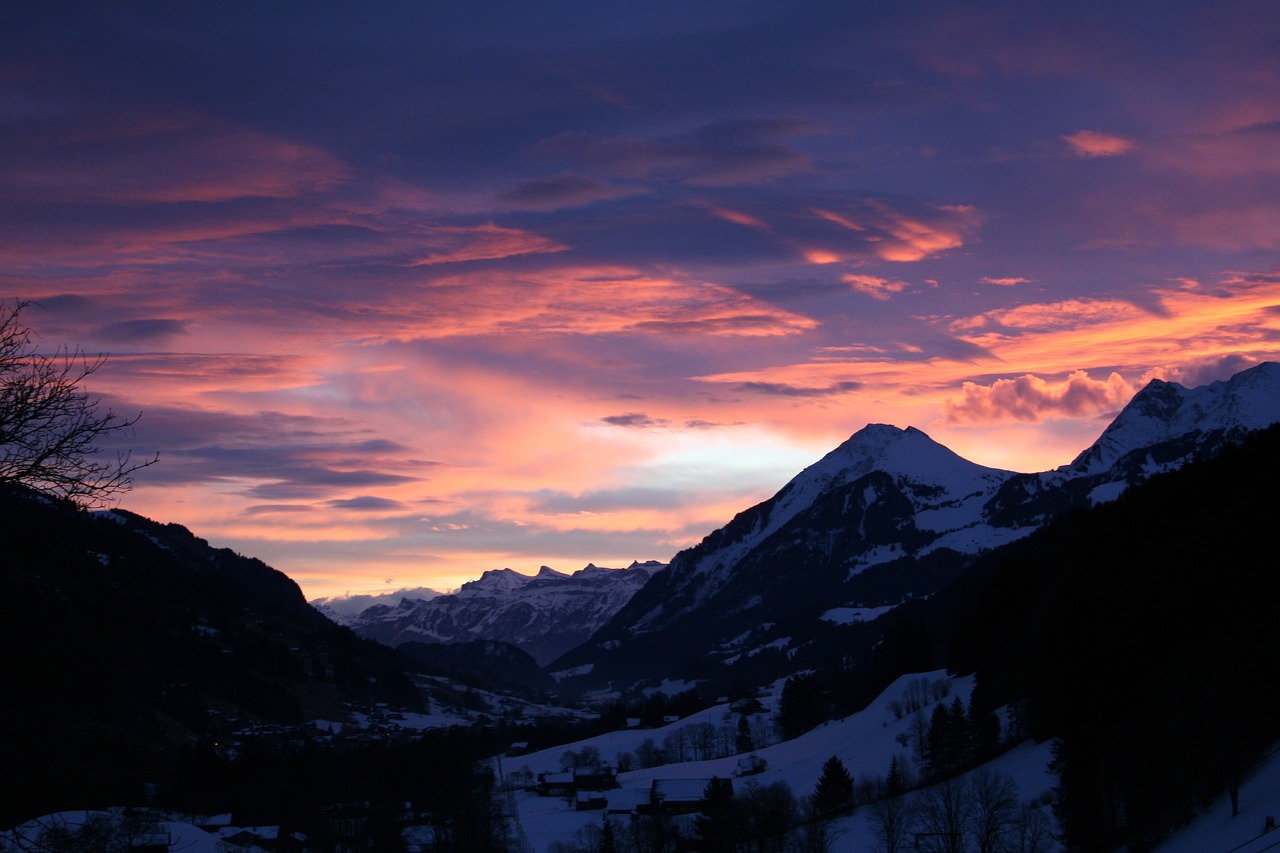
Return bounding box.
[5,2,1280,597]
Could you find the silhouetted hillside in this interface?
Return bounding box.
[943,424,1280,850]
[0,487,421,825]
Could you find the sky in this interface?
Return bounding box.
[4,1,1280,597]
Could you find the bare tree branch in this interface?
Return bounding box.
[0,299,157,505]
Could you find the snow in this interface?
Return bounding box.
[0,810,264,852]
[1070,362,1280,475]
[821,605,894,624]
[1151,746,1280,853]
[656,425,1018,624]
[1087,480,1127,505]
[505,670,1068,853]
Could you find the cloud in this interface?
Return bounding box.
[735,380,863,397]
[95,318,188,344]
[1063,130,1136,158]
[794,202,982,265]
[948,298,1146,335]
[497,173,642,210]
[843,273,911,301]
[601,413,670,428]
[534,117,817,186]
[405,223,568,266]
[327,496,409,510]
[0,111,348,204]
[980,277,1031,287]
[943,370,1138,423]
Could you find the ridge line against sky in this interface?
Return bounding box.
[4,1,1280,596]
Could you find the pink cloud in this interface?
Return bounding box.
[842,274,911,301]
[871,203,981,262]
[406,223,568,266]
[0,111,348,204]
[981,276,1032,287]
[1063,130,1136,158]
[943,370,1138,423]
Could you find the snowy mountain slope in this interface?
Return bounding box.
[1069,360,1280,475]
[311,586,441,625]
[551,362,1280,694]
[636,425,1016,630]
[508,670,1063,853]
[343,561,664,665]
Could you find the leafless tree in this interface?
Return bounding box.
[868,794,916,853]
[969,769,1018,853]
[0,300,155,505]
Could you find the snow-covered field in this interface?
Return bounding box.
[506,669,1280,853]
[506,671,1062,852]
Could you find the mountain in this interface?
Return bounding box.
[311,586,441,624]
[341,561,665,665]
[0,486,425,825]
[550,361,1280,695]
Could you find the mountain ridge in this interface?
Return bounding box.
[339,560,665,665]
[550,361,1280,694]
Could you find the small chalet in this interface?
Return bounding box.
[574,765,619,791]
[735,755,767,776]
[537,771,575,797]
[575,790,607,811]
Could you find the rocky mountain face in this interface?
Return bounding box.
[550,361,1280,694]
[340,561,665,665]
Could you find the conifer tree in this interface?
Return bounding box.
[812,755,854,817]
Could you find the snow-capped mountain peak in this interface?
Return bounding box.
[1068,361,1280,475]
[338,561,665,665]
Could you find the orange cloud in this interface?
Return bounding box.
[708,206,769,229]
[842,273,911,301]
[872,203,981,262]
[375,266,819,340]
[943,370,1137,423]
[405,223,568,265]
[981,276,1032,287]
[1063,130,1136,157]
[948,297,1146,335]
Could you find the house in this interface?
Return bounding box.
[735,755,767,776]
[574,765,619,791]
[730,697,766,715]
[536,771,575,797]
[575,791,607,811]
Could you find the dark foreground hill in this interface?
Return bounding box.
[945,423,1280,851]
[0,488,421,825]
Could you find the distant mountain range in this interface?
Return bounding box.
[312,586,441,623]
[549,361,1280,694]
[331,561,665,665]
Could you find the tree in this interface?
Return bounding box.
[868,794,916,853]
[812,755,854,817]
[0,300,155,504]
[916,777,971,853]
[694,777,738,853]
[968,770,1018,853]
[736,715,755,754]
